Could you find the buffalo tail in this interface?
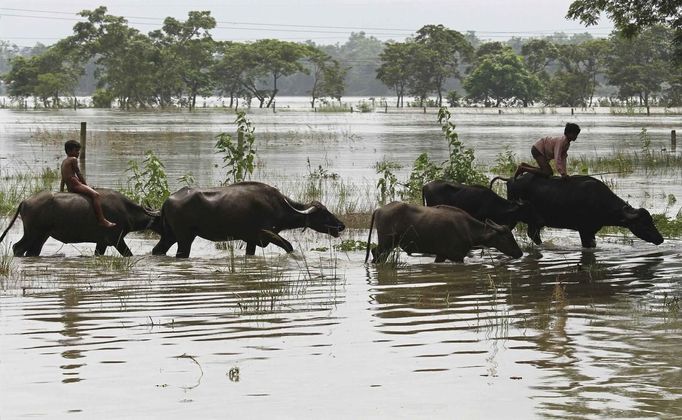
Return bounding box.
[489,176,510,190]
[364,209,377,263]
[0,202,22,244]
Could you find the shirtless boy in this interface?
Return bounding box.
[60,140,116,228]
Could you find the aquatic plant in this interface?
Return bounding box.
[374,160,401,205]
[123,150,170,209]
[401,107,488,201]
[0,168,58,216]
[490,147,518,176]
[0,244,15,277]
[215,111,256,184]
[86,255,141,272]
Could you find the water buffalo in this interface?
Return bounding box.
[422,180,541,229]
[0,189,162,257]
[494,173,664,248]
[151,181,346,258]
[364,202,523,264]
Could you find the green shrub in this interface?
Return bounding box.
[215,111,256,184]
[124,150,170,209]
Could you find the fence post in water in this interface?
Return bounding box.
[79,122,87,163]
[672,130,677,152]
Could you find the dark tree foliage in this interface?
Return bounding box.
[567,0,682,60]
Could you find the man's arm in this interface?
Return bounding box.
[555,140,569,177]
[72,159,87,185]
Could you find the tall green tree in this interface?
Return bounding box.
[464,48,542,107]
[305,45,346,107]
[252,39,308,108]
[567,0,682,60]
[151,11,216,110]
[547,39,609,106]
[212,41,250,109]
[376,41,414,107]
[413,24,474,106]
[3,40,82,107]
[70,6,157,109]
[606,26,672,106]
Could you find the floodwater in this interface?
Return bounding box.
[1,103,681,418]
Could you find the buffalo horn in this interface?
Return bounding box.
[622,205,640,221]
[284,198,318,215]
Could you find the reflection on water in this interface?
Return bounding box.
[1,233,681,418]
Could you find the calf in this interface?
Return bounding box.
[365,202,523,264]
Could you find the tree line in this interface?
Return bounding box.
[1,5,680,110]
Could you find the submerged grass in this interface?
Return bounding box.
[0,244,15,277]
[0,167,59,215]
[85,255,141,272]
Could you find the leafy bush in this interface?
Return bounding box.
[374,160,402,204]
[124,150,170,209]
[401,108,488,201]
[491,146,518,176]
[92,89,115,108]
[215,111,256,184]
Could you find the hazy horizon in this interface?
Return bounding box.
[0,0,615,48]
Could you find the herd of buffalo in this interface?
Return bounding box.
[0,173,665,263]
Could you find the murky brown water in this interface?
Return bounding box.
[1,105,681,417]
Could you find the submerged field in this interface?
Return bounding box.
[1,105,681,418]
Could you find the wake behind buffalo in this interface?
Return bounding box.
[0,175,664,261]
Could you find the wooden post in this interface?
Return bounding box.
[571,108,574,115]
[79,122,87,162]
[672,130,677,152]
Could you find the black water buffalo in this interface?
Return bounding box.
[364,202,523,264]
[0,189,162,257]
[495,173,664,248]
[151,181,345,258]
[422,180,541,229]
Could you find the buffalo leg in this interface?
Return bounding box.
[371,242,393,264]
[579,230,597,248]
[528,224,543,245]
[245,242,257,255]
[95,243,108,256]
[434,255,446,263]
[254,230,293,254]
[114,241,133,257]
[25,235,48,257]
[175,234,196,258]
[12,236,30,257]
[152,234,176,256]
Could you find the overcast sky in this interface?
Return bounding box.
[0,0,614,47]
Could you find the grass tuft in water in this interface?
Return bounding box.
[86,255,141,272]
[0,244,15,277]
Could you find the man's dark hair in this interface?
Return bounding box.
[64,140,81,153]
[564,123,581,136]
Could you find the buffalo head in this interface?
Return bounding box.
[297,201,345,237]
[621,206,663,245]
[482,220,523,259]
